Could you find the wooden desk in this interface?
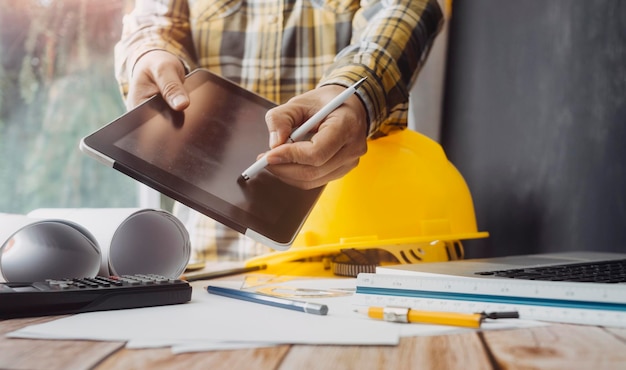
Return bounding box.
[2,316,626,370]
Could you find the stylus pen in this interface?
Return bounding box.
[207,285,329,315]
[240,77,367,181]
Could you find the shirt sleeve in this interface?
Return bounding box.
[114,0,198,99]
[319,0,444,138]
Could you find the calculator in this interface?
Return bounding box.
[0,274,192,319]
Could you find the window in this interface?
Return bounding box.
[0,0,141,214]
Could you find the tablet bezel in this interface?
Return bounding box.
[80,69,324,250]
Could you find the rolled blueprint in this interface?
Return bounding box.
[0,214,101,282]
[0,208,190,282]
[106,208,191,278]
[27,208,191,278]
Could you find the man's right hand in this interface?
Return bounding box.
[126,50,189,111]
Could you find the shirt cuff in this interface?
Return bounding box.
[318,66,380,137]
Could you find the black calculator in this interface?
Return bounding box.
[0,274,192,319]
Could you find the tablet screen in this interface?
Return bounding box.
[112,79,283,223]
[82,69,323,247]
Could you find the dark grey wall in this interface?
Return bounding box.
[441,1,626,258]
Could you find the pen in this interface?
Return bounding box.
[180,264,267,282]
[240,77,367,181]
[355,306,519,328]
[207,285,329,315]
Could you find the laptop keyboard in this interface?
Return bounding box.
[475,259,626,283]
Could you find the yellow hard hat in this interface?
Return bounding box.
[246,129,488,275]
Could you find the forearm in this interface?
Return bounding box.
[114,0,197,98]
[320,0,443,137]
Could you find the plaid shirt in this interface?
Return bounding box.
[115,0,443,138]
[114,0,443,259]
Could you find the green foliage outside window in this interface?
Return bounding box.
[0,0,137,214]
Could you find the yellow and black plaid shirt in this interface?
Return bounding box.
[115,0,443,258]
[115,0,443,138]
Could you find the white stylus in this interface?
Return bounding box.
[240,77,367,181]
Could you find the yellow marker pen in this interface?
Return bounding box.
[356,307,519,328]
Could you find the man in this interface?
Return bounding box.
[115,0,443,258]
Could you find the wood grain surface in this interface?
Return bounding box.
[3,316,626,370]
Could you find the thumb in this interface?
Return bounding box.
[265,104,301,149]
[155,70,189,110]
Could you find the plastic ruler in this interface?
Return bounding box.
[355,273,626,328]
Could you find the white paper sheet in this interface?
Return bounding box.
[125,338,278,353]
[8,279,400,346]
[7,277,545,351]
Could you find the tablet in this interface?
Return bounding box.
[80,69,324,250]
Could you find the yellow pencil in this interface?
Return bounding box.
[356,306,484,328]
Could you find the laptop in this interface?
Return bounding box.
[80,69,324,251]
[376,251,626,284]
[357,251,626,310]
